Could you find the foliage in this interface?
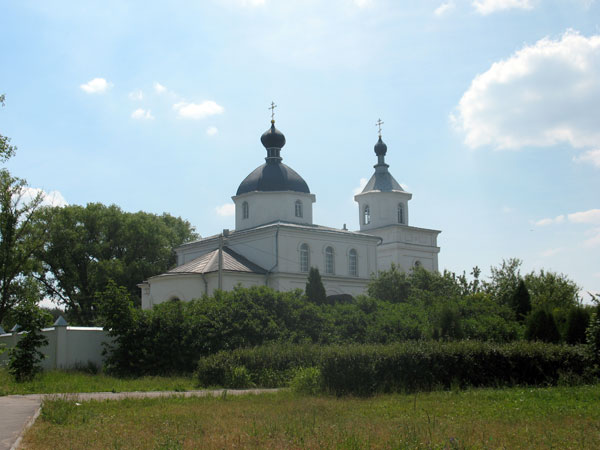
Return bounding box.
[437,305,464,340]
[8,302,51,382]
[197,341,592,395]
[485,258,522,307]
[565,306,590,345]
[367,263,410,303]
[34,203,197,325]
[0,170,46,324]
[0,94,17,161]
[289,367,322,395]
[305,267,326,305]
[525,309,560,343]
[510,279,531,321]
[586,306,600,364]
[524,269,580,312]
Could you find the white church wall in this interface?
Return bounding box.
[145,274,207,308]
[233,191,316,231]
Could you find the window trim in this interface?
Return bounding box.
[300,243,310,273]
[295,200,303,218]
[348,248,358,277]
[242,201,249,219]
[364,205,370,225]
[325,246,335,275]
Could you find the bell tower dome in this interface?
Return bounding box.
[354,121,412,231]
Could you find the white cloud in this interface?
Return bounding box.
[235,0,265,6]
[354,0,373,7]
[206,126,219,136]
[21,187,68,207]
[131,108,154,120]
[173,101,225,119]
[80,78,112,94]
[568,209,600,224]
[535,215,565,226]
[154,82,167,94]
[453,31,600,150]
[502,206,513,213]
[584,227,600,247]
[472,0,535,14]
[573,149,600,168]
[129,90,144,100]
[353,177,368,196]
[434,1,455,16]
[541,247,563,257]
[216,203,235,216]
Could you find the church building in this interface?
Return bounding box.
[139,115,440,309]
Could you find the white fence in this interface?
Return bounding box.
[0,317,111,371]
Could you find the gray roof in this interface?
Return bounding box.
[361,164,404,193]
[237,161,310,195]
[169,246,267,275]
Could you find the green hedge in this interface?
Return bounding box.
[196,341,593,395]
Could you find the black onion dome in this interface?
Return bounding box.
[260,121,286,149]
[374,136,387,156]
[236,162,310,195]
[236,121,310,195]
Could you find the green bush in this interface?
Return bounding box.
[290,367,322,395]
[198,341,593,395]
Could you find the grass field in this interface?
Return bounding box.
[0,369,197,395]
[23,384,600,449]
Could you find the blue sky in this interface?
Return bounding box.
[1,0,599,298]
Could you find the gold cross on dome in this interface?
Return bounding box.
[269,101,277,121]
[375,118,384,136]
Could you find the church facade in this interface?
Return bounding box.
[139,118,440,309]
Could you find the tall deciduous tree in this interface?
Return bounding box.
[0,94,46,324]
[33,203,197,325]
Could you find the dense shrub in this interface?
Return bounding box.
[196,341,592,395]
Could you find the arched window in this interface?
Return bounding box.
[325,246,335,275]
[364,205,370,225]
[295,200,303,218]
[300,243,309,272]
[398,203,404,224]
[242,201,249,219]
[349,249,358,277]
[414,260,422,268]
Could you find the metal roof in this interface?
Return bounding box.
[168,246,267,275]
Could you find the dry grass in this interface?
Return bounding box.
[24,385,600,449]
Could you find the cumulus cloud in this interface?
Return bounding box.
[131,108,154,120]
[206,126,219,136]
[173,101,225,119]
[536,209,600,227]
[354,0,373,7]
[129,90,144,100]
[216,203,235,216]
[21,187,68,207]
[573,149,600,168]
[584,228,600,247]
[434,1,455,16]
[353,178,368,196]
[568,209,600,224]
[535,215,565,226]
[472,0,535,14]
[453,31,600,150]
[154,82,167,94]
[80,78,112,94]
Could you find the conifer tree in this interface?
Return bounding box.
[305,267,326,305]
[510,279,532,322]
